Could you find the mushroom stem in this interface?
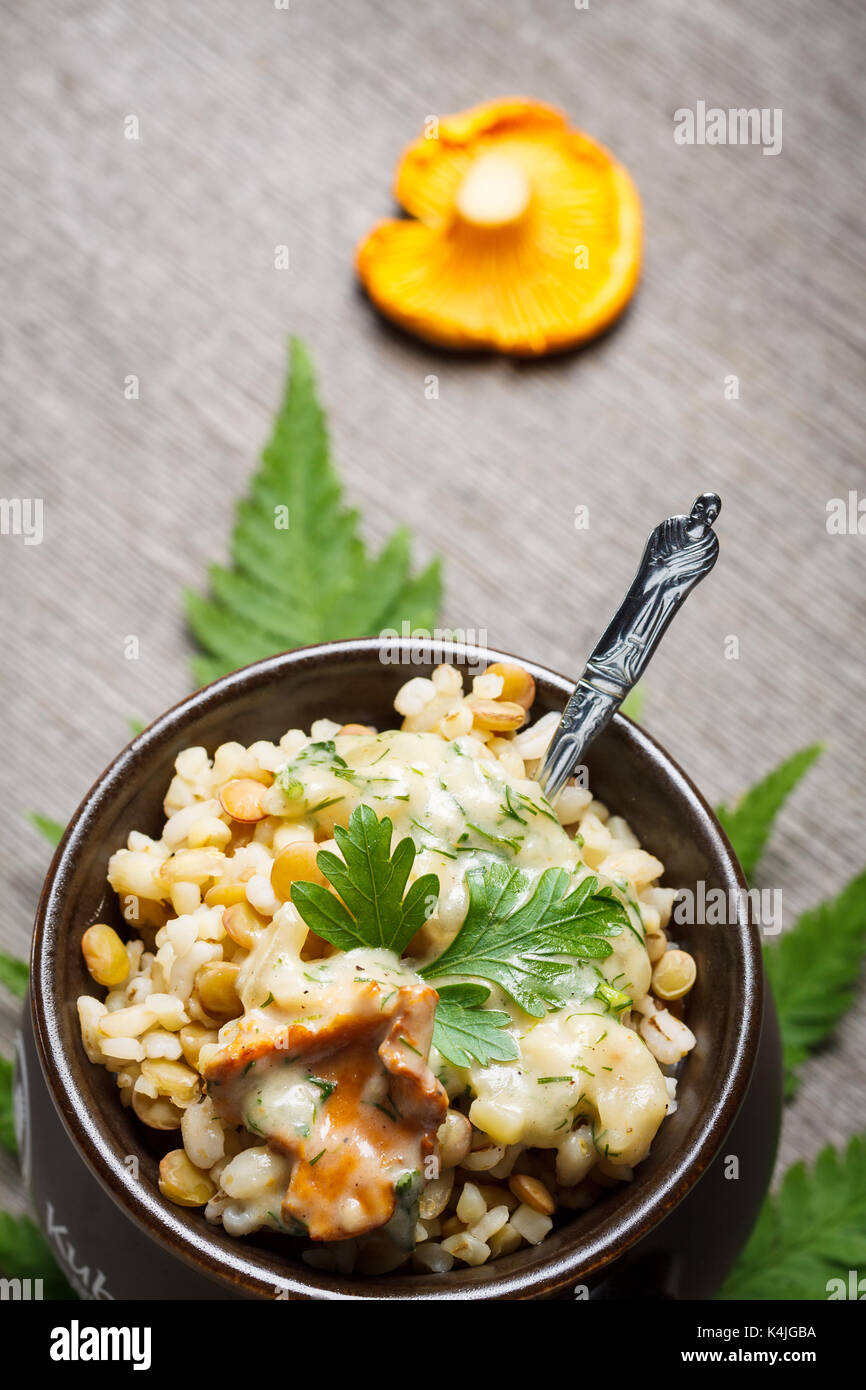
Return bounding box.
[455,153,531,229]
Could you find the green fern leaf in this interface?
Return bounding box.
[764,869,866,1097]
[719,1135,866,1299]
[717,743,823,881]
[186,340,441,683]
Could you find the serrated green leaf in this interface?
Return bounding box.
[384,556,442,633]
[718,1135,866,1299]
[431,983,519,1069]
[199,566,310,648]
[186,339,442,683]
[26,813,65,847]
[186,588,282,672]
[764,868,866,1098]
[0,1212,77,1299]
[291,804,440,955]
[318,527,412,639]
[717,744,823,881]
[422,862,627,1017]
[0,1056,15,1155]
[0,952,28,999]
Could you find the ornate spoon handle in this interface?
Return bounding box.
[536,493,721,800]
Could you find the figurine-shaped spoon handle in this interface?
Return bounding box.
[536,493,722,801]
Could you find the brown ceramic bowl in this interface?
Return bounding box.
[21,638,781,1300]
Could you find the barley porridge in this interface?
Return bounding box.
[77,661,696,1276]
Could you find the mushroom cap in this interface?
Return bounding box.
[356,97,642,356]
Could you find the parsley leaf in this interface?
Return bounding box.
[422,862,627,1017]
[764,868,866,1098]
[26,813,65,848]
[718,1135,866,1300]
[431,983,519,1068]
[0,1057,16,1155]
[717,743,823,882]
[185,339,442,687]
[0,1212,76,1299]
[291,804,439,955]
[0,952,28,999]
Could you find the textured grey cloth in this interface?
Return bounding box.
[1,0,864,1233]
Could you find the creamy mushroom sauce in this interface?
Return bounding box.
[205,946,446,1240]
[205,729,668,1233]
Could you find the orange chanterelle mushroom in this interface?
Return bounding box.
[203,980,447,1241]
[356,97,642,356]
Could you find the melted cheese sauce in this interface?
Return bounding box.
[220,730,667,1178]
[266,730,584,955]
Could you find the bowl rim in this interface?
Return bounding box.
[31,636,762,1300]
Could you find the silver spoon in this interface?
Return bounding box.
[536,493,721,800]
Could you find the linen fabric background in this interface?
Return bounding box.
[1,0,864,1221]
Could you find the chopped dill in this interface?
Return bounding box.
[306,795,345,815]
[502,785,528,825]
[307,1075,336,1103]
[466,821,523,854]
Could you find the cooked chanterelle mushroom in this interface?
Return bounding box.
[202,972,447,1241]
